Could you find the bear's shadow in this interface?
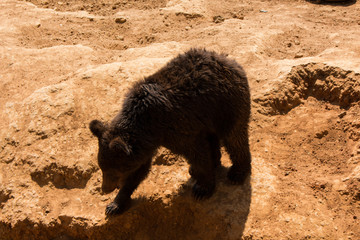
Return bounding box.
[306,0,357,6]
[103,165,252,239]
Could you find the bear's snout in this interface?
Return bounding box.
[101,176,120,194]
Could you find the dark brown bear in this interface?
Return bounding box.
[89,48,251,215]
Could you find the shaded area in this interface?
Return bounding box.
[1,166,251,240]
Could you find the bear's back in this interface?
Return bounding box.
[147,48,248,96]
[142,49,250,138]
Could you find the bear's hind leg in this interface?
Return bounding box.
[223,123,251,185]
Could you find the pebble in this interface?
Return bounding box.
[294,53,303,58]
[115,18,127,24]
[213,16,225,24]
[164,190,172,197]
[231,12,244,20]
[315,130,329,139]
[338,111,347,118]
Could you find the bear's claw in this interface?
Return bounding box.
[105,201,130,216]
[192,183,215,200]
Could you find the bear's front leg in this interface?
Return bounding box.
[185,136,217,200]
[190,163,216,200]
[105,190,132,215]
[106,160,152,216]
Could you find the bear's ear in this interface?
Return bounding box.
[109,137,132,156]
[89,120,107,138]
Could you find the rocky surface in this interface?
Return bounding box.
[0,0,359,239]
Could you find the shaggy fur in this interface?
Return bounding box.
[90,48,251,215]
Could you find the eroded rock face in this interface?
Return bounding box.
[253,63,360,115]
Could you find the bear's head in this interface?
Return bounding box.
[89,119,137,194]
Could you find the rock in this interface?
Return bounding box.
[0,41,276,239]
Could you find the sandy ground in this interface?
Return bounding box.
[0,0,359,239]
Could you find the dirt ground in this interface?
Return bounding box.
[0,0,359,239]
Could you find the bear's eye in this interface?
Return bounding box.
[100,139,109,147]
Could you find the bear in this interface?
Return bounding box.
[89,48,251,215]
